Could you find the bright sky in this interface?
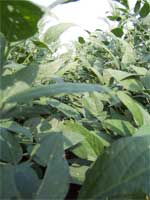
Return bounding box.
[31,0,137,43]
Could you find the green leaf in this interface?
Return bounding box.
[62,122,84,150]
[141,72,150,90]
[34,60,64,83]
[134,0,141,13]
[120,78,144,92]
[79,134,150,199]
[107,15,122,21]
[139,1,150,18]
[103,119,136,136]
[0,129,23,163]
[1,60,63,88]
[0,64,40,105]
[78,36,85,44]
[0,32,6,69]
[47,98,81,120]
[111,27,124,37]
[32,40,50,49]
[0,0,43,41]
[3,63,27,73]
[0,164,19,199]
[31,126,83,166]
[49,0,80,8]
[82,92,106,121]
[121,42,136,65]
[131,65,147,75]
[1,81,30,107]
[56,61,78,76]
[66,121,109,161]
[0,119,32,139]
[135,124,150,136]
[120,0,129,8]
[31,133,60,166]
[1,104,50,119]
[105,69,143,92]
[36,133,69,199]
[14,163,40,198]
[117,91,150,126]
[1,60,64,104]
[42,23,74,44]
[5,83,110,104]
[104,69,134,81]
[70,164,89,185]
[0,163,40,199]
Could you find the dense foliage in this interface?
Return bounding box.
[0,0,150,199]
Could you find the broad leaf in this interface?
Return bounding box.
[42,23,74,44]
[48,98,81,120]
[134,0,141,13]
[36,133,69,199]
[66,121,109,161]
[30,128,83,166]
[104,69,134,81]
[103,119,136,136]
[70,164,89,185]
[131,65,147,75]
[121,41,136,65]
[135,124,150,136]
[120,78,144,92]
[14,163,40,198]
[0,119,32,139]
[117,91,150,126]
[62,122,84,150]
[82,92,106,121]
[141,72,150,90]
[105,69,143,91]
[0,129,23,163]
[139,1,150,18]
[111,27,124,37]
[0,0,43,41]
[79,134,150,199]
[0,164,18,199]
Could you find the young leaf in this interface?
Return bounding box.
[111,27,124,37]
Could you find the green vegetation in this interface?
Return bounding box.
[0,0,150,199]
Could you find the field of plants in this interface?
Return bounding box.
[0,0,150,199]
